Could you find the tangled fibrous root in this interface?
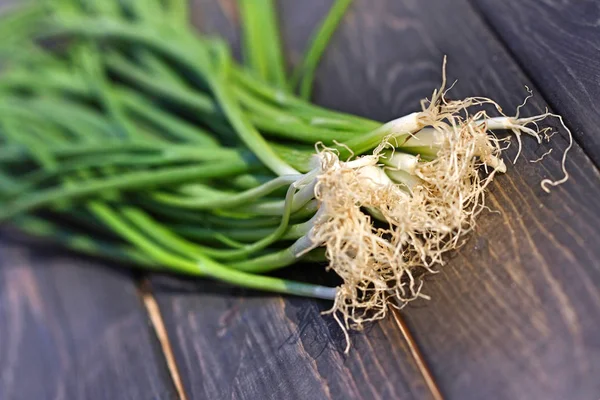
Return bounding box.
[308,63,572,352]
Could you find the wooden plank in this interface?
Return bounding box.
[148,1,438,399]
[152,278,434,400]
[469,0,600,165]
[0,234,178,400]
[300,0,599,399]
[0,2,177,398]
[157,0,600,399]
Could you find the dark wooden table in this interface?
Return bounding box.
[1,1,599,399]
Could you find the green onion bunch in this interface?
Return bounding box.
[0,0,569,338]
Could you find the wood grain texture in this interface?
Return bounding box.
[0,234,178,400]
[149,1,437,399]
[469,0,600,165]
[303,1,600,399]
[1,0,597,399]
[0,2,177,399]
[179,0,600,399]
[152,278,434,400]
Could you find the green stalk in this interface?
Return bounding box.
[0,97,117,140]
[229,246,299,273]
[232,66,379,130]
[13,215,157,267]
[290,0,353,99]
[76,44,136,139]
[1,153,232,201]
[239,0,287,89]
[0,156,255,221]
[0,1,46,44]
[164,0,189,27]
[3,111,334,299]
[90,202,336,300]
[106,52,219,116]
[122,204,295,262]
[136,199,283,228]
[210,79,299,175]
[0,139,239,164]
[0,3,365,303]
[119,88,220,146]
[47,16,299,175]
[151,174,299,210]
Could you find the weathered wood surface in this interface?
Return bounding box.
[305,0,600,399]
[152,278,434,400]
[0,235,178,400]
[1,0,599,399]
[470,0,600,165]
[148,0,600,399]
[149,2,437,400]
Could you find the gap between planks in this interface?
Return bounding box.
[392,309,445,400]
[137,273,445,400]
[139,279,189,400]
[183,2,446,397]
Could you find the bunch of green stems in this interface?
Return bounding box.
[0,0,431,299]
